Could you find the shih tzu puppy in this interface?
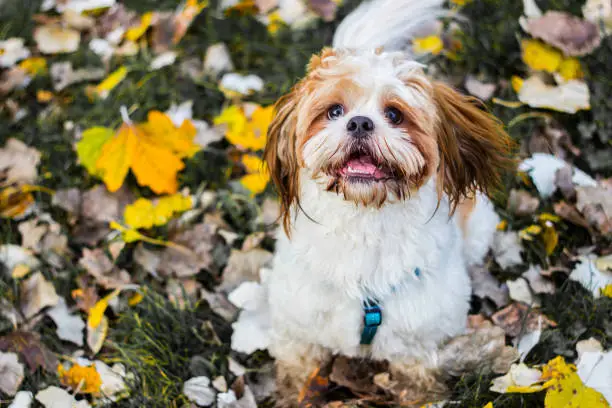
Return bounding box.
[262,0,514,404]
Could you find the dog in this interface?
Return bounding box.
[262,0,515,404]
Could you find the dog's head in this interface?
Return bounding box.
[265,48,514,233]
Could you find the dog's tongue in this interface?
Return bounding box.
[344,155,386,178]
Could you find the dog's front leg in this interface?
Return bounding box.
[272,340,330,408]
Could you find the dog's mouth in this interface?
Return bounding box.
[337,151,395,182]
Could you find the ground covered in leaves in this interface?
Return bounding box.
[0,0,611,407]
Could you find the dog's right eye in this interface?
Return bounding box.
[327,104,345,120]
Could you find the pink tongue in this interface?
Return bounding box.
[346,157,377,174]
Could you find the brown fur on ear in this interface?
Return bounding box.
[264,88,300,235]
[432,81,515,211]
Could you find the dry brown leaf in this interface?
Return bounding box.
[309,0,339,22]
[491,303,556,337]
[166,278,201,309]
[158,222,219,277]
[255,0,278,13]
[524,265,556,294]
[0,331,58,372]
[525,11,601,56]
[0,351,24,396]
[0,139,41,186]
[241,232,266,251]
[576,185,612,235]
[0,67,29,95]
[50,61,105,91]
[554,166,577,201]
[329,356,387,395]
[219,249,273,292]
[554,201,591,229]
[464,75,497,101]
[34,25,81,54]
[20,272,60,319]
[78,248,131,289]
[467,314,493,331]
[507,189,540,216]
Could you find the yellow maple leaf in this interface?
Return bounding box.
[483,403,494,408]
[0,186,35,218]
[88,289,121,329]
[18,57,47,76]
[79,109,199,194]
[512,76,524,93]
[125,12,154,42]
[215,104,273,151]
[240,154,270,195]
[601,284,612,298]
[124,193,193,229]
[95,66,128,99]
[558,58,583,81]
[522,40,562,73]
[59,363,102,394]
[413,35,444,55]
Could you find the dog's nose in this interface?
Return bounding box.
[347,116,374,137]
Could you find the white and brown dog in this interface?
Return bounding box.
[262,0,515,404]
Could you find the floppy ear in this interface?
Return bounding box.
[264,88,300,235]
[432,81,515,211]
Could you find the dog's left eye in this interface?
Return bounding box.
[327,104,345,120]
[384,107,403,125]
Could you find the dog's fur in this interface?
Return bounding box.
[262,0,515,405]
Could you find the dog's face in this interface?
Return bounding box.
[265,48,514,233]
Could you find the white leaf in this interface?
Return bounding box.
[183,376,216,406]
[490,363,542,393]
[34,25,81,54]
[577,337,604,358]
[0,139,42,189]
[507,278,537,305]
[464,75,496,101]
[217,390,238,408]
[89,38,114,59]
[20,271,60,319]
[583,0,612,35]
[35,386,91,408]
[523,0,542,18]
[8,391,33,408]
[150,51,177,70]
[517,318,542,362]
[518,76,590,114]
[570,256,612,298]
[55,0,116,13]
[95,361,128,402]
[524,265,555,294]
[212,376,228,392]
[46,298,85,346]
[518,153,597,197]
[0,352,25,396]
[204,43,234,76]
[219,73,264,96]
[492,231,523,269]
[577,349,612,404]
[0,38,31,68]
[0,244,40,275]
[165,101,194,127]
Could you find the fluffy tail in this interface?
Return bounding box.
[333,0,445,51]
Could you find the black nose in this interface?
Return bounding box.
[347,116,374,137]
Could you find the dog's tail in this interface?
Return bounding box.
[332,0,445,52]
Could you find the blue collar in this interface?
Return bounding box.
[359,267,421,345]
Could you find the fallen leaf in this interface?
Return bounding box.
[507,189,540,216]
[7,391,33,408]
[204,43,234,76]
[219,73,264,97]
[0,244,40,274]
[576,347,612,404]
[59,362,102,394]
[50,61,106,91]
[46,298,85,346]
[150,51,177,70]
[95,361,128,402]
[524,11,601,56]
[240,154,270,195]
[0,331,58,372]
[34,25,81,54]
[94,66,128,99]
[87,316,109,354]
[0,351,25,396]
[491,303,556,337]
[48,0,116,13]
[20,272,60,319]
[468,264,510,307]
[576,186,612,235]
[35,386,91,408]
[507,278,538,306]
[583,0,612,35]
[492,231,523,269]
[0,139,41,186]
[521,39,562,73]
[220,248,272,292]
[518,153,596,198]
[517,76,590,114]
[124,194,193,230]
[0,38,31,68]
[78,109,199,194]
[329,355,388,394]
[183,376,216,406]
[570,256,612,298]
[464,75,497,101]
[78,248,131,289]
[308,0,339,22]
[158,222,218,277]
[0,186,35,219]
[524,265,556,294]
[490,363,544,393]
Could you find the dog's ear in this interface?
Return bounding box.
[432,81,515,211]
[264,88,300,235]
